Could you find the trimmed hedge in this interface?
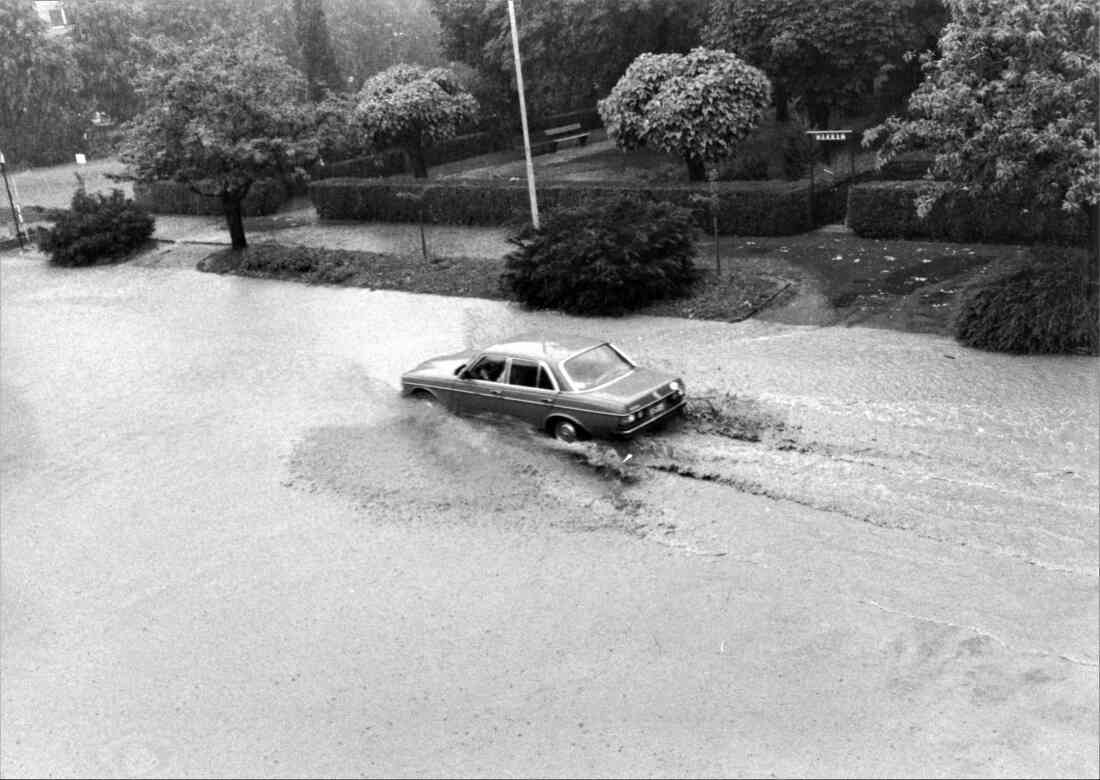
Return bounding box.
[133,178,289,216]
[848,181,1088,245]
[877,152,934,181]
[309,177,851,235]
[313,149,409,180]
[535,107,604,132]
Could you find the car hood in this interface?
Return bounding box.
[581,367,679,408]
[404,349,476,379]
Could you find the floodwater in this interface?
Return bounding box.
[2,249,1097,778]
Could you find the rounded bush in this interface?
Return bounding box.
[953,247,1098,355]
[500,195,698,316]
[37,189,155,267]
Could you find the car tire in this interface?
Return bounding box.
[552,419,584,443]
[410,389,437,405]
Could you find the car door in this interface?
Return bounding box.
[497,359,559,426]
[456,354,509,417]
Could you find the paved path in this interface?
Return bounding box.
[152,200,514,260]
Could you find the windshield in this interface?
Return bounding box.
[562,345,633,391]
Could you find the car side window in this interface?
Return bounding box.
[537,365,556,391]
[508,360,540,388]
[467,355,507,382]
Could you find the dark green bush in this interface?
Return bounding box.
[847,181,1088,245]
[132,178,288,216]
[309,177,845,235]
[500,195,698,316]
[37,189,154,267]
[954,247,1098,355]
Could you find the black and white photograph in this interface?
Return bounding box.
[1,0,1097,777]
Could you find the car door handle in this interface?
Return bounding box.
[491,389,503,396]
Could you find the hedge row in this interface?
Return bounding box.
[848,181,1088,245]
[536,107,604,132]
[313,109,602,181]
[313,149,409,180]
[132,178,289,216]
[309,176,850,235]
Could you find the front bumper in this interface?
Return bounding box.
[617,396,686,436]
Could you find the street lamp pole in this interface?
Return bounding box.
[507,0,539,229]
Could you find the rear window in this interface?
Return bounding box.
[562,345,632,391]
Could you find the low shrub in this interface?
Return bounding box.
[500,195,698,316]
[847,181,1088,245]
[37,188,154,267]
[309,177,847,235]
[132,178,289,216]
[953,247,1098,355]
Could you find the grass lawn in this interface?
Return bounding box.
[197,230,1026,335]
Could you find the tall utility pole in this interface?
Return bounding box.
[507,0,539,229]
[0,150,27,248]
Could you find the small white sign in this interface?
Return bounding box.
[74,153,87,165]
[806,130,852,142]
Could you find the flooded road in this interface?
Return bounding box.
[2,249,1097,778]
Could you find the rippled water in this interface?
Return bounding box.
[3,251,1097,777]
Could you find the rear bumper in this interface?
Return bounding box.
[616,397,686,436]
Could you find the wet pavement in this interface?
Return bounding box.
[2,247,1097,777]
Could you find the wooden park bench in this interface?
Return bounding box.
[527,122,591,155]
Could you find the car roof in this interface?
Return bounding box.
[485,333,607,362]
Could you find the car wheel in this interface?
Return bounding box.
[552,419,583,443]
[410,389,437,405]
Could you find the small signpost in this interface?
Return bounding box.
[805,129,855,225]
[0,150,28,248]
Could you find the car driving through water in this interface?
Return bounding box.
[400,333,686,442]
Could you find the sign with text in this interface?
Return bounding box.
[806,130,852,142]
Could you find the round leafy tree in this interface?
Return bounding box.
[865,0,1099,259]
[501,195,698,316]
[120,37,319,249]
[356,63,478,178]
[598,47,771,181]
[705,0,946,127]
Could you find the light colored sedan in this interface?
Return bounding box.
[400,333,686,442]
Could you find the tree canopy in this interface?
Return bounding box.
[294,0,342,101]
[429,0,708,118]
[598,47,771,181]
[865,0,1099,250]
[119,38,319,248]
[704,0,946,127]
[355,64,478,177]
[0,0,86,165]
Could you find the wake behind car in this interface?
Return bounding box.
[400,334,686,442]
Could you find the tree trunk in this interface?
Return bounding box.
[222,191,248,250]
[685,156,707,182]
[774,83,789,123]
[410,144,429,179]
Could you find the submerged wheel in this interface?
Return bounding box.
[552,419,583,443]
[410,389,437,405]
